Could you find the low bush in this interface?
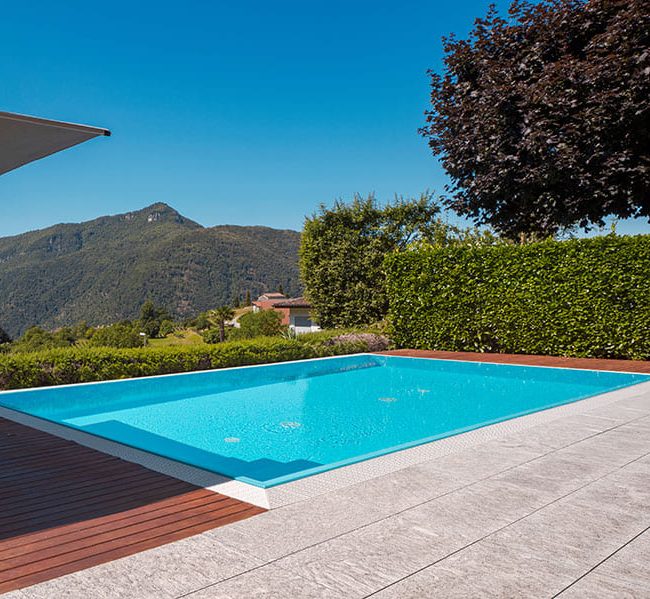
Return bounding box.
[322,333,390,352]
[228,310,285,340]
[159,319,176,337]
[296,329,352,345]
[298,330,390,352]
[87,323,143,348]
[201,328,223,344]
[0,336,371,390]
[10,326,76,353]
[384,235,650,360]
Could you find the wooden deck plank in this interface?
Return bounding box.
[0,481,210,539]
[0,417,265,593]
[0,478,194,528]
[0,494,228,559]
[380,349,650,373]
[0,499,246,573]
[0,464,181,501]
[0,506,264,594]
[0,462,187,502]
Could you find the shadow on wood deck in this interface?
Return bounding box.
[0,418,264,593]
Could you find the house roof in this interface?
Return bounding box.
[273,297,312,309]
[0,110,110,176]
[257,293,286,300]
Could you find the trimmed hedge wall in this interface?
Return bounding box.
[0,337,369,390]
[385,235,650,360]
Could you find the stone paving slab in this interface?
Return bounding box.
[556,530,650,598]
[370,460,650,598]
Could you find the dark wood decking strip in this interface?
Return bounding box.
[380,349,650,374]
[0,418,265,594]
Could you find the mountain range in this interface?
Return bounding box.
[0,203,302,337]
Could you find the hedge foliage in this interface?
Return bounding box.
[385,235,650,360]
[0,336,369,390]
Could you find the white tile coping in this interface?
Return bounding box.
[1,364,649,510]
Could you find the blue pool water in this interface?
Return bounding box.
[0,355,647,487]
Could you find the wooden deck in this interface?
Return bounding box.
[382,349,650,373]
[0,418,265,594]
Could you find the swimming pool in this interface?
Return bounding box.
[0,354,647,488]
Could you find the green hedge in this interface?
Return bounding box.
[385,235,650,360]
[0,337,369,390]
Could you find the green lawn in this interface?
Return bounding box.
[147,330,206,347]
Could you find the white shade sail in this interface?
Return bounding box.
[0,111,110,175]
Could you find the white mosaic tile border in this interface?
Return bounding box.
[1,379,648,510]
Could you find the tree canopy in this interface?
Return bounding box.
[421,0,649,239]
[300,194,494,328]
[9,326,77,353]
[139,300,171,338]
[213,306,235,342]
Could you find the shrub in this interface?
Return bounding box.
[229,310,285,340]
[10,326,76,353]
[88,323,143,348]
[202,328,222,344]
[192,312,211,331]
[385,235,650,360]
[0,336,371,390]
[159,319,176,337]
[322,333,390,352]
[298,328,390,351]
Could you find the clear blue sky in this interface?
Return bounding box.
[1,0,647,238]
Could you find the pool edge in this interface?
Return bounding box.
[2,376,649,510]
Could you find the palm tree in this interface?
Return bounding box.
[213,306,235,342]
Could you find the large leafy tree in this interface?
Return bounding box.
[300,194,486,328]
[421,0,649,239]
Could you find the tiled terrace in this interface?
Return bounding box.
[2,352,650,598]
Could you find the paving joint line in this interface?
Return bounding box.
[552,525,650,597]
[362,449,650,598]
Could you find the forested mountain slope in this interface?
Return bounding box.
[0,203,301,336]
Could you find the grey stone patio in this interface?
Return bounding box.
[6,383,650,598]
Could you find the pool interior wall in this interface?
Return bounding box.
[0,354,647,488]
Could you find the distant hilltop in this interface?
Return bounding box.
[0,203,302,337]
